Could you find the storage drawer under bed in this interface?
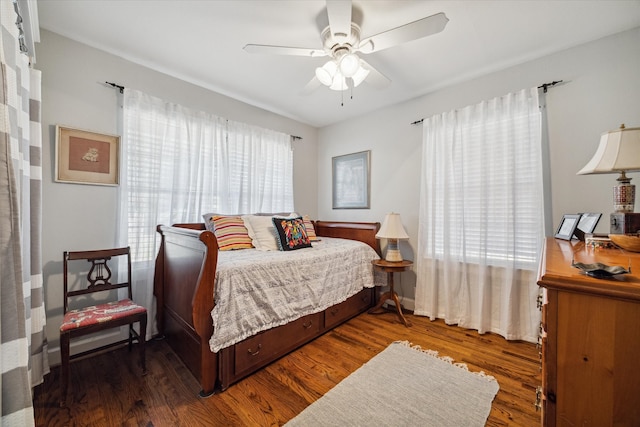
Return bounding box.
[232,312,323,379]
[325,288,373,329]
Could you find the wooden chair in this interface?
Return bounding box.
[59,247,147,406]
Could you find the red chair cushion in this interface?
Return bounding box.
[60,299,146,332]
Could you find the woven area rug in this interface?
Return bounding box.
[285,341,499,427]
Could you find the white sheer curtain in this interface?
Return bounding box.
[119,89,294,337]
[414,87,544,343]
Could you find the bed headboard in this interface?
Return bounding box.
[169,220,382,256]
[314,221,381,256]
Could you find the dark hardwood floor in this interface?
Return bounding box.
[34,312,541,426]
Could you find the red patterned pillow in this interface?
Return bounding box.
[210,215,254,251]
[272,216,312,251]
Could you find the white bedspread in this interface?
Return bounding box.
[209,237,381,352]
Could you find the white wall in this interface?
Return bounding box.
[318,27,640,309]
[37,30,318,363]
[37,26,640,362]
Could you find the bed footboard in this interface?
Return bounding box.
[154,224,219,396]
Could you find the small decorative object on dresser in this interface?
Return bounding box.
[608,233,640,252]
[573,212,601,240]
[609,212,640,234]
[554,214,580,240]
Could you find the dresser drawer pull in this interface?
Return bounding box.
[330,308,339,316]
[303,320,313,329]
[247,344,262,356]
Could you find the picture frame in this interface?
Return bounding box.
[555,214,581,240]
[332,150,370,209]
[574,212,602,240]
[55,125,120,186]
[577,212,602,234]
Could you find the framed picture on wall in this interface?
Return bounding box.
[55,125,120,186]
[555,214,581,240]
[332,150,370,209]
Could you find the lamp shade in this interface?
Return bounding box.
[376,213,409,239]
[577,124,640,213]
[577,125,640,175]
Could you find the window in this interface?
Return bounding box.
[121,89,294,262]
[420,88,543,269]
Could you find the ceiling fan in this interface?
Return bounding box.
[243,0,449,94]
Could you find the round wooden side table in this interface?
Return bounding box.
[368,259,413,327]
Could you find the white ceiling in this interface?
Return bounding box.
[37,0,640,128]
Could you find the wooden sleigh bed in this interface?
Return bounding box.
[153,220,381,396]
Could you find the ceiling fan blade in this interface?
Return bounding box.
[244,44,327,58]
[326,0,352,43]
[300,77,322,96]
[358,12,449,54]
[359,59,391,89]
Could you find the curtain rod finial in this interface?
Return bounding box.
[105,81,124,93]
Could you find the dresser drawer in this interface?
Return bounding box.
[233,312,322,378]
[324,288,373,329]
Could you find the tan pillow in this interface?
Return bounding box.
[242,215,279,251]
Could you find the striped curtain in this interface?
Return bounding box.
[1,2,49,425]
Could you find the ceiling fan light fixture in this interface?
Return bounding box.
[316,60,337,86]
[339,53,360,77]
[329,71,347,91]
[351,62,370,87]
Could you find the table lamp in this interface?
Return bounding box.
[577,124,640,213]
[376,213,409,262]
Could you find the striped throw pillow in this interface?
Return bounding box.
[210,215,254,251]
[303,215,319,241]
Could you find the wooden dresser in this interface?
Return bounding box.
[537,237,640,426]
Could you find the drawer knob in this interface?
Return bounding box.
[303,321,313,329]
[247,343,262,356]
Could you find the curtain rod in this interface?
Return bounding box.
[105,81,125,93]
[410,80,564,125]
[103,81,302,140]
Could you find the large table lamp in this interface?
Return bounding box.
[577,124,640,213]
[376,213,409,262]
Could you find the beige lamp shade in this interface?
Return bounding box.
[376,213,409,262]
[577,125,640,175]
[577,125,640,213]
